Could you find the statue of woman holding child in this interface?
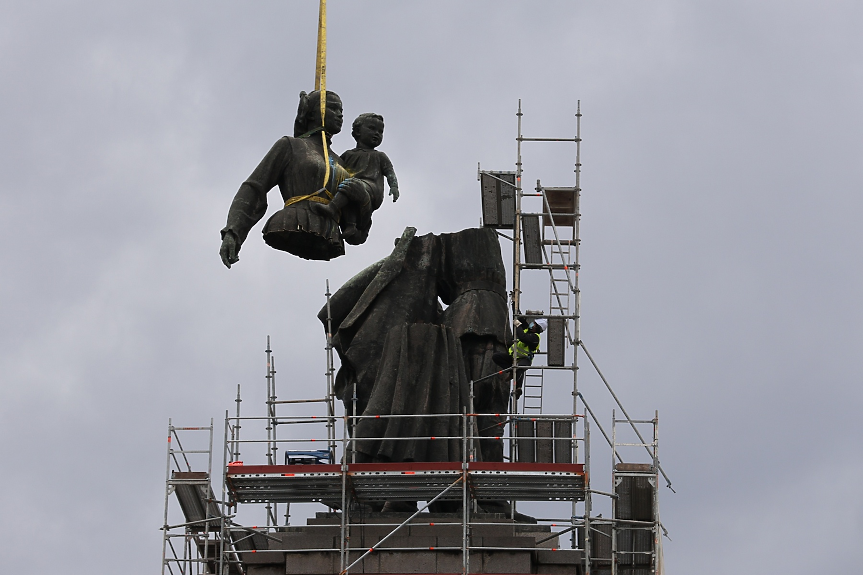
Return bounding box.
[219,90,398,265]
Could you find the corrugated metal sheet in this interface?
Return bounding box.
[522,214,542,263]
[515,419,535,463]
[577,522,612,561]
[542,187,577,227]
[480,172,516,229]
[615,475,654,521]
[615,470,655,574]
[554,420,573,464]
[546,317,565,366]
[535,420,554,463]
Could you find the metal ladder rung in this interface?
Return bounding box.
[521,368,543,412]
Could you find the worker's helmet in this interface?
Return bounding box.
[534,318,548,332]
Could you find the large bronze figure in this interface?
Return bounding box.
[220,90,371,264]
[319,226,516,514]
[320,227,512,463]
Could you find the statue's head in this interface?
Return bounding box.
[294,90,343,137]
[351,113,385,149]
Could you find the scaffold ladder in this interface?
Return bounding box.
[521,368,544,413]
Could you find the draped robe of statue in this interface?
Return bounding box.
[322,228,443,422]
[438,228,512,462]
[319,227,511,464]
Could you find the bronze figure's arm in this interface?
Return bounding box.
[220,137,292,268]
[380,152,399,202]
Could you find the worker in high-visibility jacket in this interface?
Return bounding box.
[492,316,547,398]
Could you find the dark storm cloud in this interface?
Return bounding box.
[1,1,861,573]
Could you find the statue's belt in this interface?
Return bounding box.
[453,280,506,300]
[283,181,371,209]
[284,187,334,208]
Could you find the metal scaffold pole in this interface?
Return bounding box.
[160,419,172,575]
[572,100,583,550]
[653,411,660,575]
[233,384,242,463]
[265,337,278,526]
[326,280,336,464]
[584,416,592,575]
[508,99,524,520]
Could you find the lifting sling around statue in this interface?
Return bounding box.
[219,90,398,265]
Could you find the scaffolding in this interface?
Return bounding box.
[161,102,669,575]
[477,100,668,573]
[161,420,239,575]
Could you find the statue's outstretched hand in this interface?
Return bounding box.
[389,186,400,202]
[220,231,240,268]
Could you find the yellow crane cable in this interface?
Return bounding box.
[315,0,326,91]
[285,0,336,210]
[315,0,331,198]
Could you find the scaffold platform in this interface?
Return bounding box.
[226,462,586,504]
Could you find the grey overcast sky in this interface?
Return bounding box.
[2,1,862,573]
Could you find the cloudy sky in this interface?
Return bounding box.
[2,1,862,573]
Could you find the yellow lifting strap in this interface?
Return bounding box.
[283,0,334,209]
[284,187,333,208]
[315,0,331,201]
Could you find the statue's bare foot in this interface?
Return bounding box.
[343,227,368,246]
[310,201,340,223]
[341,223,359,240]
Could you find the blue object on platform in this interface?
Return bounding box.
[284,449,332,465]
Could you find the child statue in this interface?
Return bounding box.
[312,113,399,244]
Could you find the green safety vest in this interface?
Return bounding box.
[510,332,540,359]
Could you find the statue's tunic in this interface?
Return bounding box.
[222,136,347,261]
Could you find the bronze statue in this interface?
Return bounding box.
[320,226,516,514]
[320,227,512,465]
[311,113,399,245]
[220,90,372,264]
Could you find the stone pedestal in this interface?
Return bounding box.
[243,512,584,575]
